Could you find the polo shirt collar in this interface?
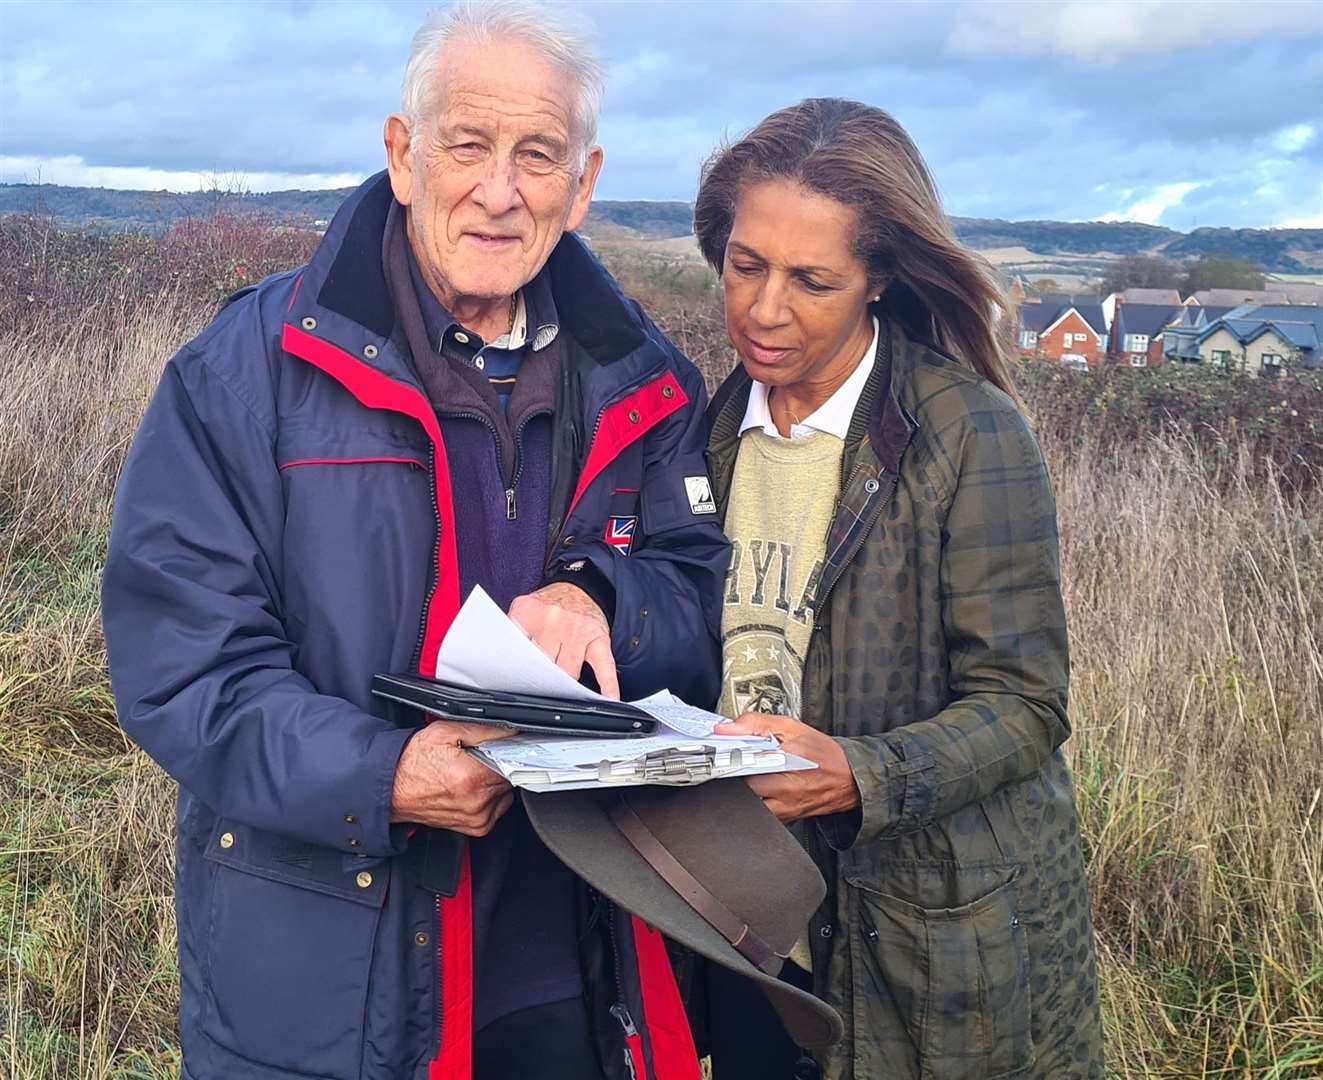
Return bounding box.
[403,231,560,355]
[739,317,879,440]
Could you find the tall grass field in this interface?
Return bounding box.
[2,216,1321,1078]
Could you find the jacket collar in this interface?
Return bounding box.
[288,171,656,376]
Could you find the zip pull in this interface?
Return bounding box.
[611,1004,641,1080]
[506,487,517,520]
[610,1003,638,1036]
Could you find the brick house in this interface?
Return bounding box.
[1102,288,1182,336]
[1017,297,1107,366]
[1109,302,1185,367]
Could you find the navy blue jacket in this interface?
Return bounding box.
[101,173,727,1080]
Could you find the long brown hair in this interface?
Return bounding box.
[694,98,1018,401]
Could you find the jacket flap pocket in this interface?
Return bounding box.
[847,862,1032,1078]
[203,820,388,908]
[276,425,428,471]
[845,859,1019,913]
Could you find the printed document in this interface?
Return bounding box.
[435,587,816,790]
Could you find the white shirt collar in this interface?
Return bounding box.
[739,317,879,440]
[487,290,560,353]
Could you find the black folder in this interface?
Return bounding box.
[371,673,657,738]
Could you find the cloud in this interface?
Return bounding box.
[0,155,364,193]
[1,0,1321,228]
[1278,184,1323,228]
[1102,182,1204,226]
[945,0,1323,64]
[1273,123,1318,154]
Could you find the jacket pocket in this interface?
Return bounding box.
[847,864,1032,1080]
[202,820,387,1079]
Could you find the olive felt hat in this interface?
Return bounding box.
[523,779,845,1050]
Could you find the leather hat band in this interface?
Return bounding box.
[609,796,782,975]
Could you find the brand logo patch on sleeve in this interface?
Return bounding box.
[684,475,717,515]
[605,515,637,555]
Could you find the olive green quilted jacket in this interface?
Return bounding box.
[706,318,1104,1079]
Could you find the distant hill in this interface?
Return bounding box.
[949,217,1175,256]
[0,183,356,231]
[585,199,693,239]
[0,181,694,243]
[2,182,1320,272]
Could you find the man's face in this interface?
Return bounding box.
[385,40,603,307]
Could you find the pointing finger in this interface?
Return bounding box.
[585,636,620,700]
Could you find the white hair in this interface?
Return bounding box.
[400,1,604,166]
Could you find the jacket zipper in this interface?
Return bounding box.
[611,1003,644,1080]
[438,408,544,521]
[284,331,466,1071]
[504,410,541,521]
[608,912,646,1080]
[416,364,665,1068]
[418,405,542,1065]
[410,441,442,673]
[433,893,444,1059]
[410,438,445,1064]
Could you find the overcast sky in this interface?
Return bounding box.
[3,0,1322,228]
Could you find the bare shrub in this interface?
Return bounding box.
[1020,361,1323,497]
[0,212,317,338]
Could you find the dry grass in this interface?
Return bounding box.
[1049,433,1323,1077]
[1,225,1320,1078]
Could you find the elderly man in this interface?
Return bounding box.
[101,3,726,1078]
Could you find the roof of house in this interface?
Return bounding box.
[1073,303,1107,336]
[1170,304,1239,330]
[1273,282,1323,305]
[1237,303,1323,331]
[1273,322,1321,350]
[1030,292,1103,306]
[1019,303,1064,333]
[1237,305,1323,352]
[1120,288,1182,304]
[1195,305,1323,356]
[1191,288,1289,306]
[1020,299,1107,337]
[1114,303,1183,338]
[1215,320,1297,347]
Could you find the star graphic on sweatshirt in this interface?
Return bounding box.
[742,645,760,663]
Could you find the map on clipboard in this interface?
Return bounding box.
[429,587,816,791]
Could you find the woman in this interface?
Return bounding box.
[696,99,1103,1079]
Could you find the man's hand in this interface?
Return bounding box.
[390,719,516,836]
[508,582,621,699]
[715,713,860,823]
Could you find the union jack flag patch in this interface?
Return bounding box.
[604,515,637,556]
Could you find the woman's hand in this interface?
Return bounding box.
[715,713,860,823]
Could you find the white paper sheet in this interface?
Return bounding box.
[475,731,777,771]
[434,585,606,702]
[437,588,739,737]
[630,690,728,738]
[506,751,817,793]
